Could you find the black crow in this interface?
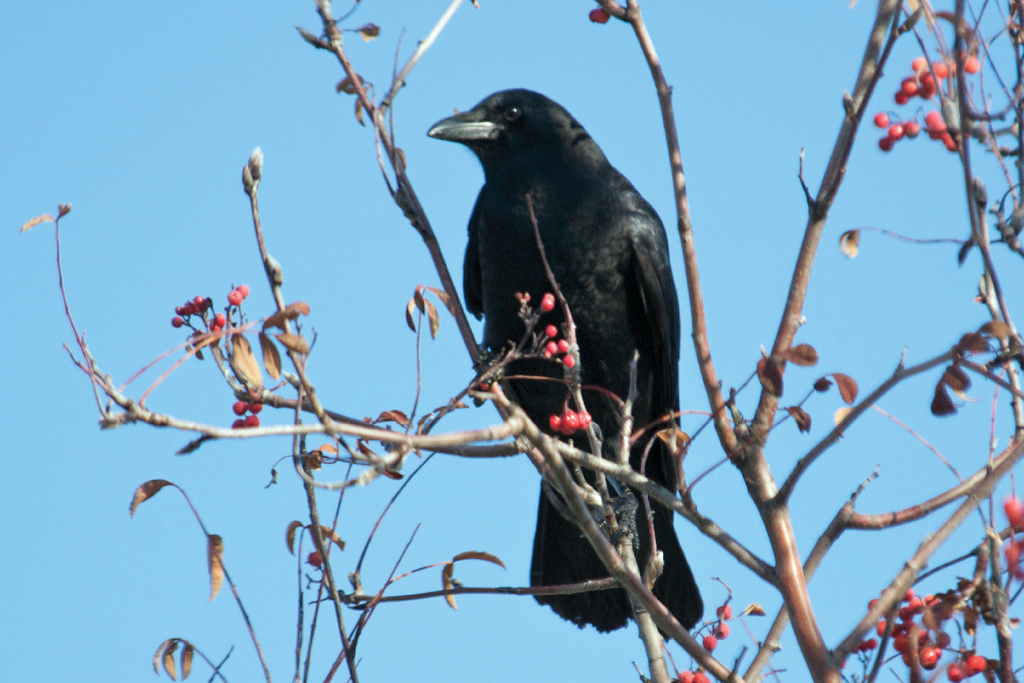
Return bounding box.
[428,89,702,632]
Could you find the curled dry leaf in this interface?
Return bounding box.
[181,643,193,680]
[154,639,175,675]
[831,373,858,404]
[425,299,440,339]
[230,334,263,388]
[833,406,853,432]
[375,410,410,427]
[130,479,174,517]
[742,603,767,617]
[839,229,860,258]
[813,377,833,392]
[262,302,310,331]
[405,298,419,333]
[319,443,339,455]
[354,97,365,126]
[58,202,72,218]
[275,332,310,355]
[319,525,346,553]
[357,22,380,42]
[441,551,506,610]
[656,427,690,457]
[162,639,178,680]
[286,520,304,554]
[337,76,358,94]
[425,285,456,316]
[979,320,1012,340]
[941,364,971,392]
[957,331,990,354]
[756,357,783,397]
[931,382,958,416]
[782,343,819,367]
[207,535,224,601]
[785,406,812,433]
[258,332,281,379]
[382,468,404,480]
[20,213,55,232]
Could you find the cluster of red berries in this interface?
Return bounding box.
[588,7,610,23]
[548,408,593,436]
[1003,496,1024,580]
[171,295,215,329]
[231,399,262,429]
[874,54,981,154]
[227,283,251,307]
[678,604,731,682]
[677,670,709,683]
[867,588,987,678]
[540,323,577,368]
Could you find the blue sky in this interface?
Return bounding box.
[3,1,1023,681]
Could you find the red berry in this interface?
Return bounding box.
[920,79,937,99]
[1004,496,1024,529]
[912,56,928,72]
[202,297,213,310]
[237,284,250,298]
[588,7,610,23]
[557,339,570,353]
[904,120,921,138]
[545,340,559,356]
[232,400,248,416]
[540,293,556,312]
[901,78,919,97]
[920,646,941,669]
[876,620,887,637]
[873,112,890,128]
[562,354,577,368]
[904,588,915,602]
[228,289,244,306]
[715,623,730,639]
[878,136,894,152]
[925,110,945,131]
[244,414,260,428]
[947,662,965,682]
[888,124,904,140]
[562,410,580,433]
[1005,540,1023,577]
[232,418,246,429]
[933,62,949,79]
[247,402,263,414]
[965,654,986,675]
[183,301,197,316]
[894,91,909,105]
[545,324,558,339]
[893,633,908,653]
[964,55,980,74]
[693,674,709,683]
[175,305,186,316]
[941,132,958,152]
[307,550,323,568]
[171,316,185,328]
[215,313,227,327]
[578,411,592,428]
[194,295,205,308]
[864,638,878,650]
[678,672,695,683]
[716,604,732,619]
[702,635,718,651]
[549,414,563,432]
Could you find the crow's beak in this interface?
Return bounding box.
[427,113,501,143]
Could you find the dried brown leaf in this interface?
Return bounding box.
[425,299,440,339]
[57,203,72,218]
[337,77,358,94]
[405,297,418,332]
[831,373,858,404]
[354,97,365,126]
[656,427,690,457]
[382,468,404,480]
[275,332,310,355]
[426,286,456,316]
[259,332,282,380]
[163,640,178,680]
[207,535,224,601]
[743,603,766,617]
[756,357,783,396]
[286,521,304,554]
[980,320,1012,339]
[782,343,819,367]
[957,331,990,354]
[181,643,193,680]
[785,406,812,433]
[319,525,345,552]
[931,382,958,416]
[154,639,174,675]
[942,364,971,392]
[813,377,833,392]
[20,213,55,232]
[262,302,310,331]
[231,335,263,388]
[442,561,457,610]
[451,550,506,568]
[839,229,860,258]
[130,479,173,517]
[357,23,380,42]
[375,410,410,427]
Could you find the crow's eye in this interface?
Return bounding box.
[504,106,521,122]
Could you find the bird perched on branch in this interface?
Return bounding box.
[428,89,702,631]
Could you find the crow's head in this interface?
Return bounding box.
[428,89,601,177]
